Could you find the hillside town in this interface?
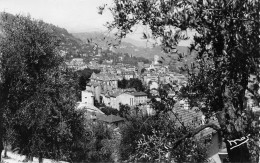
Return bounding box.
[0,1,260,163]
[66,54,260,163]
[71,54,188,112]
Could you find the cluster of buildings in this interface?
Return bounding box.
[61,43,260,163]
[84,71,150,111]
[72,55,188,121]
[71,54,259,163]
[79,55,187,109]
[72,54,189,112]
[77,67,230,163]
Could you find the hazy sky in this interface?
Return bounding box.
[0,0,113,32]
[0,0,154,46]
[0,0,193,46]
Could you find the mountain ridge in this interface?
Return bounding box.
[72,31,191,60]
[0,12,194,70]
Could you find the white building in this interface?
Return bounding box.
[81,90,94,105]
[77,86,104,119]
[117,92,148,108]
[122,71,135,80]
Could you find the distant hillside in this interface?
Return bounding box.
[46,25,100,61]
[0,12,100,62]
[72,32,192,61]
[72,31,199,73]
[0,13,195,69]
[73,32,159,59]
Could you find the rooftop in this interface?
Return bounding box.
[169,108,219,138]
[96,114,125,123]
[90,72,120,81]
[130,92,147,97]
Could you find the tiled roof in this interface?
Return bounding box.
[90,82,99,87]
[110,91,124,97]
[91,72,119,81]
[101,88,137,98]
[169,108,202,126]
[96,114,125,123]
[130,92,147,97]
[124,88,136,93]
[198,118,219,138]
[169,108,219,138]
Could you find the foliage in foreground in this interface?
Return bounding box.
[101,0,260,162]
[0,13,92,162]
[119,114,209,163]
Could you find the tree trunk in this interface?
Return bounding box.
[4,146,7,158]
[226,140,251,163]
[30,155,33,162]
[0,108,3,163]
[39,153,43,163]
[4,149,7,158]
[170,112,252,162]
[219,85,252,162]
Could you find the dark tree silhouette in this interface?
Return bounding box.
[0,13,92,162]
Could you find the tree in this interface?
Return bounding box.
[101,0,260,162]
[118,78,145,91]
[140,68,146,74]
[118,78,128,89]
[76,68,101,91]
[85,121,116,162]
[0,13,60,161]
[119,104,131,119]
[0,13,92,162]
[100,106,119,116]
[119,113,209,162]
[2,106,16,159]
[127,78,145,92]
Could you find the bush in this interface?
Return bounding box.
[119,115,209,162]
